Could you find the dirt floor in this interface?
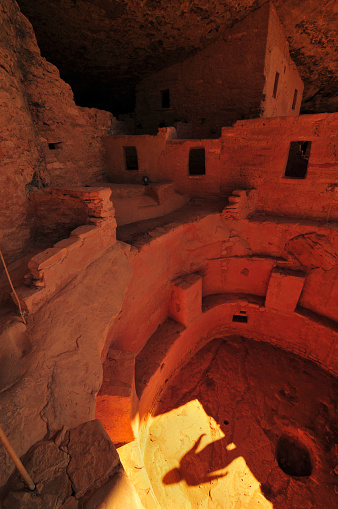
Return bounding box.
[142,337,337,508]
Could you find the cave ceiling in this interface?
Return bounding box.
[16,0,338,115]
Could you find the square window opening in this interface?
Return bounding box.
[284,141,311,179]
[124,146,139,171]
[272,72,280,99]
[161,89,170,109]
[189,148,205,176]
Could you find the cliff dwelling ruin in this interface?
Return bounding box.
[0,1,337,508]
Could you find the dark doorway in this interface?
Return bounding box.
[161,89,170,109]
[189,148,205,175]
[124,146,139,171]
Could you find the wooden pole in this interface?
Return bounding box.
[0,249,26,325]
[0,425,35,491]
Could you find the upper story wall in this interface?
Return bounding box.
[104,113,338,222]
[135,2,303,138]
[135,3,270,138]
[262,3,303,117]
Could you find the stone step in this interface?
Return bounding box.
[96,349,137,445]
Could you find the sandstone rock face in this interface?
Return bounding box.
[1,420,141,509]
[65,419,121,499]
[16,0,338,115]
[0,320,32,393]
[0,241,132,488]
[0,0,118,265]
[285,233,337,271]
[2,441,71,509]
[0,0,46,264]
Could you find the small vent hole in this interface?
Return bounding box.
[48,142,62,150]
[232,314,248,323]
[292,89,298,110]
[272,72,280,98]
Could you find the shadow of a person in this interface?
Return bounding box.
[163,433,241,486]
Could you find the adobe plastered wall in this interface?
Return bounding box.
[135,3,269,137]
[105,113,338,220]
[104,129,170,185]
[262,2,304,117]
[0,0,117,264]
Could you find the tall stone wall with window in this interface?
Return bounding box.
[135,3,303,138]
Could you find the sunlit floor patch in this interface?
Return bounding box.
[138,337,336,509]
[144,399,273,508]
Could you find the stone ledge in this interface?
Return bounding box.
[12,187,117,315]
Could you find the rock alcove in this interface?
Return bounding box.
[0,0,337,508]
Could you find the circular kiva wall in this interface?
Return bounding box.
[96,212,338,507]
[123,293,338,508]
[97,292,338,508]
[136,295,337,428]
[137,335,337,509]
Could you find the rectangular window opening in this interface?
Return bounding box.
[48,142,62,150]
[189,148,205,176]
[124,146,139,171]
[161,89,170,109]
[272,72,280,99]
[292,89,298,110]
[232,314,248,323]
[284,141,311,179]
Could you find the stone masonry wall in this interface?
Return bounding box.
[135,3,303,138]
[104,113,338,221]
[135,3,270,137]
[0,0,118,265]
[262,2,303,117]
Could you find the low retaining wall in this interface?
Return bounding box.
[15,187,116,314]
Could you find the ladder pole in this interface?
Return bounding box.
[0,425,35,491]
